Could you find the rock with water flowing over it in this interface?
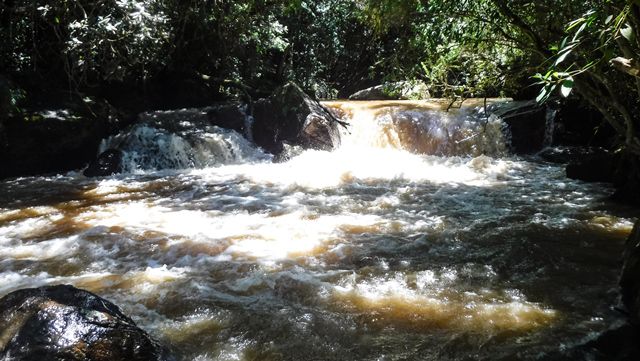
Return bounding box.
[83,103,267,174]
[0,284,173,361]
[348,81,430,100]
[252,82,342,155]
[83,149,124,177]
[621,221,640,322]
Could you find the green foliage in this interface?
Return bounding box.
[0,0,637,157]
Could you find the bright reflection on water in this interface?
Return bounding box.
[0,100,636,360]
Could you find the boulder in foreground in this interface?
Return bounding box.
[0,284,172,361]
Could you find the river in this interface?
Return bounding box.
[0,100,636,360]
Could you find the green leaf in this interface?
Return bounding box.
[621,24,635,42]
[537,84,557,103]
[567,17,585,31]
[572,22,588,42]
[555,48,573,66]
[605,15,614,24]
[560,77,574,97]
[536,88,548,103]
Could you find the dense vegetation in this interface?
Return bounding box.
[1,0,639,159]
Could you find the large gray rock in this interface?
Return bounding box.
[252,82,343,155]
[348,81,430,100]
[0,284,172,361]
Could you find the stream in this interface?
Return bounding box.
[0,100,636,360]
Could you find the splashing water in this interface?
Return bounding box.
[0,100,636,360]
[99,107,270,172]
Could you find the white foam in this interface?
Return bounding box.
[0,236,80,260]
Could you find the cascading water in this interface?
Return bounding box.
[328,100,509,156]
[99,108,270,172]
[0,100,636,360]
[543,107,558,148]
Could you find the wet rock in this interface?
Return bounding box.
[538,146,610,164]
[611,155,640,206]
[0,284,173,361]
[621,221,640,323]
[543,321,640,360]
[491,100,548,154]
[565,151,617,183]
[0,98,121,179]
[552,100,612,147]
[206,104,246,134]
[348,81,430,100]
[83,149,124,177]
[252,82,342,155]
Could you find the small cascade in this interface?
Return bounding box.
[240,104,255,142]
[100,108,268,172]
[543,107,558,147]
[94,99,520,174]
[326,100,510,157]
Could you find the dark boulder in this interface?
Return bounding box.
[491,100,549,154]
[612,155,640,206]
[541,321,640,360]
[0,284,172,361]
[538,146,616,165]
[0,98,121,179]
[207,104,246,134]
[252,82,343,155]
[565,150,618,183]
[621,221,640,323]
[83,149,124,177]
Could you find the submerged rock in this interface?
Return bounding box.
[0,284,172,361]
[83,149,124,177]
[252,82,343,155]
[348,81,430,100]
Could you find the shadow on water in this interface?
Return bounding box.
[0,162,637,360]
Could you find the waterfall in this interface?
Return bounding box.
[241,104,255,143]
[99,107,269,172]
[97,99,514,174]
[326,100,510,157]
[543,107,558,147]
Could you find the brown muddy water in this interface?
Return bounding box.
[0,100,636,360]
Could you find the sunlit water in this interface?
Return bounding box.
[0,100,636,360]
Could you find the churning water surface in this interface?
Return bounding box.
[0,100,636,360]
